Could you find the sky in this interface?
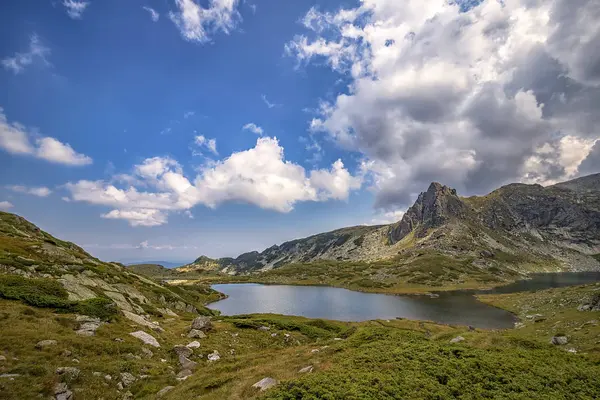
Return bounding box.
[0,0,599,263]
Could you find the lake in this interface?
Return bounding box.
[207,272,600,329]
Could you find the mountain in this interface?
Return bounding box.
[126,261,185,269]
[186,174,600,277]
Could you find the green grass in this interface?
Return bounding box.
[592,254,600,262]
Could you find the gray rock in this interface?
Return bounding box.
[0,355,6,361]
[157,386,175,398]
[104,375,112,381]
[252,377,278,391]
[178,355,198,370]
[117,382,124,391]
[191,316,212,332]
[75,315,103,336]
[258,326,271,331]
[450,336,465,344]
[140,347,154,358]
[176,369,193,381]
[56,367,80,382]
[0,374,21,379]
[187,341,201,349]
[299,365,314,373]
[173,345,193,358]
[187,329,207,339]
[61,350,72,357]
[36,339,58,349]
[120,372,136,387]
[122,310,165,332]
[129,331,160,348]
[207,350,220,362]
[54,382,73,400]
[551,336,569,345]
[92,372,102,377]
[122,391,133,400]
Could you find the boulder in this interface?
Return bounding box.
[299,365,314,373]
[252,377,278,391]
[258,326,271,332]
[75,315,103,336]
[176,369,193,381]
[191,316,212,332]
[450,336,465,344]
[551,336,568,345]
[173,345,193,358]
[54,382,73,400]
[157,386,175,398]
[129,331,160,348]
[207,350,220,362]
[187,341,201,349]
[120,372,136,387]
[178,355,198,370]
[122,310,165,332]
[36,339,58,349]
[187,329,207,339]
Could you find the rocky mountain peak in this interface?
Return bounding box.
[388,182,468,244]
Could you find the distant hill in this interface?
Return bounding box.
[125,260,185,269]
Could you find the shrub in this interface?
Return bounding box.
[0,275,70,308]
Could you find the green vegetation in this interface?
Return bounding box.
[592,254,600,262]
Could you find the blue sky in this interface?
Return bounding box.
[1,0,598,263]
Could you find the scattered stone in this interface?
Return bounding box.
[258,326,270,331]
[207,350,220,362]
[54,382,73,400]
[115,338,124,342]
[567,348,578,353]
[92,372,102,377]
[36,339,58,349]
[577,304,591,311]
[157,308,178,317]
[120,372,136,387]
[333,338,343,341]
[71,359,80,364]
[129,331,160,347]
[299,366,314,373]
[252,377,278,391]
[191,316,212,332]
[117,382,124,391]
[122,310,164,332]
[122,391,134,400]
[188,329,207,339]
[173,345,193,358]
[551,336,568,345]
[311,349,319,353]
[157,386,175,398]
[187,341,201,349]
[141,347,154,358]
[0,355,6,361]
[514,322,526,329]
[179,355,198,370]
[176,369,193,381]
[61,350,72,357]
[0,374,21,379]
[75,315,103,336]
[271,333,278,337]
[450,336,465,344]
[56,367,80,382]
[104,375,112,382]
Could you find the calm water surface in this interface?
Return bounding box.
[207,272,600,329]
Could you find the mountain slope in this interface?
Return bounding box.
[188,174,600,277]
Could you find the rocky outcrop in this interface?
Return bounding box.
[129,331,160,348]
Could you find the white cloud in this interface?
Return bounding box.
[370,210,405,225]
[143,6,160,22]
[0,201,14,211]
[63,0,89,19]
[8,185,52,197]
[0,108,92,166]
[242,123,263,135]
[287,0,600,208]
[261,94,279,109]
[2,34,50,74]
[169,0,241,43]
[65,137,361,226]
[183,111,195,118]
[194,135,218,155]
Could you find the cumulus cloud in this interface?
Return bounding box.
[0,201,14,211]
[169,0,241,43]
[7,185,52,197]
[242,123,263,135]
[64,137,361,226]
[0,108,92,166]
[63,0,89,19]
[370,210,405,225]
[287,0,600,209]
[143,6,159,22]
[2,34,50,74]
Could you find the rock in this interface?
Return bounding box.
[188,329,207,339]
[450,336,465,344]
[36,339,58,349]
[61,350,72,357]
[54,382,73,400]
[120,372,136,387]
[71,358,80,364]
[252,377,278,391]
[311,349,319,353]
[258,326,270,331]
[578,304,591,311]
[104,291,134,312]
[173,345,193,358]
[157,308,178,317]
[92,372,102,377]
[176,369,193,381]
[129,331,160,348]
[187,341,201,349]
[514,322,525,329]
[59,278,98,301]
[207,350,220,362]
[333,338,343,341]
[567,348,578,353]
[299,365,314,373]
[140,347,153,358]
[122,391,134,400]
[179,355,198,370]
[191,316,212,332]
[0,355,6,361]
[0,374,21,379]
[56,367,81,382]
[104,375,112,381]
[122,310,165,332]
[117,382,124,391]
[157,386,175,398]
[551,336,569,345]
[75,315,103,336]
[115,338,124,342]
